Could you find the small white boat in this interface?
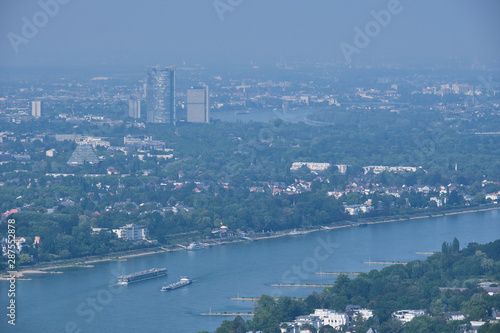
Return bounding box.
[161,277,192,291]
[187,243,205,250]
[290,229,307,236]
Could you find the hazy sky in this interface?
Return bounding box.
[1,0,499,68]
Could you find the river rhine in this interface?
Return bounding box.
[1,209,499,332]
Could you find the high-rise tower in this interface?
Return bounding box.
[146,66,175,124]
[32,101,41,118]
[187,86,209,123]
[129,98,141,119]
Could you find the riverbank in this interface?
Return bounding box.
[2,204,498,280]
[0,247,167,280]
[359,205,500,226]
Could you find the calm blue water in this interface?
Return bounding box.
[1,209,499,333]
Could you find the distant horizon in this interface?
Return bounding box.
[0,56,498,80]
[0,52,499,68]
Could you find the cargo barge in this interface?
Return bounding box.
[117,268,167,285]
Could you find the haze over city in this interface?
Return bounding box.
[1,0,500,69]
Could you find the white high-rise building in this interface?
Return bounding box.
[187,86,209,123]
[32,101,41,118]
[129,98,141,119]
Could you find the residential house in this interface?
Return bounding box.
[443,312,467,321]
[112,224,148,241]
[430,197,444,207]
[281,309,349,332]
[290,162,331,172]
[344,204,374,216]
[392,310,425,323]
[345,305,373,320]
[45,149,56,157]
[313,309,349,329]
[281,315,323,333]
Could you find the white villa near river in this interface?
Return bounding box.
[280,309,349,332]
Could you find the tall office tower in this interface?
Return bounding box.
[32,101,41,118]
[129,98,141,119]
[146,66,175,125]
[187,86,209,123]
